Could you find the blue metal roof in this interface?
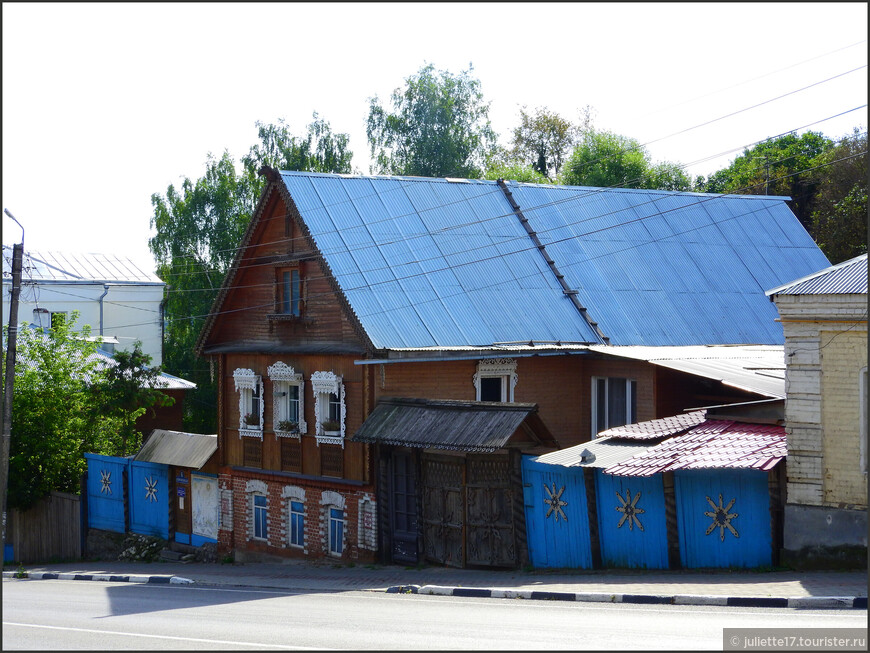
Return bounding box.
[278,172,831,349]
[766,253,867,296]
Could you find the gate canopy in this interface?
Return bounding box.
[134,430,217,468]
[352,397,556,452]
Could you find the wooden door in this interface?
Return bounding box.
[466,455,516,567]
[173,468,192,544]
[421,455,464,568]
[390,452,419,564]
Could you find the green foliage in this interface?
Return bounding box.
[366,63,497,178]
[810,129,867,263]
[150,117,351,433]
[482,159,552,184]
[510,106,578,179]
[4,315,126,510]
[695,131,834,231]
[97,342,174,457]
[559,129,691,191]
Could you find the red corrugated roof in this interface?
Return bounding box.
[604,420,786,476]
[597,410,706,440]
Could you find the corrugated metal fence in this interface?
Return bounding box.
[7,491,82,563]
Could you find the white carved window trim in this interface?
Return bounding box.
[268,361,307,440]
[473,358,518,402]
[311,371,346,448]
[281,485,307,551]
[233,368,264,439]
[245,479,268,542]
[321,491,346,558]
[357,494,377,551]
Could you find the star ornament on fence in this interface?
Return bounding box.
[100,470,112,495]
[615,489,645,531]
[144,476,158,503]
[705,494,739,541]
[543,483,568,522]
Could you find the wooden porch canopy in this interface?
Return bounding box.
[351,397,556,453]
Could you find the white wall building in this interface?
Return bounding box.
[2,247,165,366]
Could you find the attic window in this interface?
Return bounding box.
[473,358,518,402]
[277,267,302,316]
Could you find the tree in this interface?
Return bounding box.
[366,63,497,178]
[810,129,867,263]
[695,131,834,231]
[560,129,691,191]
[482,159,552,184]
[98,342,174,457]
[510,106,577,179]
[150,117,352,433]
[3,315,126,510]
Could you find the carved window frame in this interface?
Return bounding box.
[267,361,306,440]
[473,358,518,402]
[233,368,264,439]
[311,371,346,448]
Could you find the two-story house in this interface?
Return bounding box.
[197,168,830,567]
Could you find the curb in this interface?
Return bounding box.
[387,584,867,610]
[2,571,194,585]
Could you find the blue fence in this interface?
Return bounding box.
[85,454,128,533]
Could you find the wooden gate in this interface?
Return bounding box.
[595,471,668,569]
[521,457,593,569]
[421,455,464,567]
[675,468,772,569]
[466,455,516,567]
[128,460,169,538]
[390,451,419,564]
[85,453,128,533]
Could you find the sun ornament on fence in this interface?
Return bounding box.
[704,494,739,541]
[615,488,645,531]
[100,470,112,495]
[144,476,159,503]
[543,482,568,522]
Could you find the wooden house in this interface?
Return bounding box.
[196,168,829,567]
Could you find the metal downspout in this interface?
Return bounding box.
[496,179,609,344]
[98,284,109,340]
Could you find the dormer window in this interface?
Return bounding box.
[473,358,518,402]
[233,368,264,439]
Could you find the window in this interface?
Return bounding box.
[592,376,637,436]
[289,501,305,548]
[473,358,518,402]
[329,508,344,556]
[253,494,268,540]
[311,371,346,447]
[278,267,302,316]
[32,308,49,328]
[233,369,264,438]
[267,362,307,437]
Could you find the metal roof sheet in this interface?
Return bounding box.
[350,397,552,452]
[201,171,831,352]
[134,430,217,468]
[604,420,786,476]
[2,246,162,284]
[597,410,707,440]
[586,344,785,398]
[532,437,653,468]
[766,253,867,296]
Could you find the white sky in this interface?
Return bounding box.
[2,2,867,271]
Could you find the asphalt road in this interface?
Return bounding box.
[3,579,867,650]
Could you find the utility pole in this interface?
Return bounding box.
[1,209,24,557]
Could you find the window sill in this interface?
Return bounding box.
[274,429,302,441]
[315,433,344,448]
[239,428,264,440]
[267,313,312,324]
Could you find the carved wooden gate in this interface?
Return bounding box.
[466,455,516,567]
[422,455,464,568]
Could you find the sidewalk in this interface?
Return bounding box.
[3,560,867,609]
